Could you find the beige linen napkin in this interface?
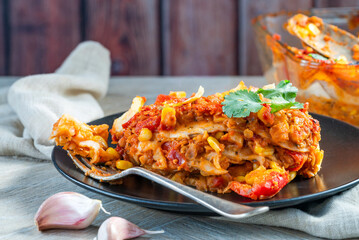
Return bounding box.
[219,183,359,239]
[3,41,110,160]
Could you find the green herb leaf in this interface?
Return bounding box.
[222,80,304,118]
[257,80,297,102]
[222,90,263,118]
[268,96,304,113]
[308,53,328,61]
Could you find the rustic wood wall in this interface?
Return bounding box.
[0,0,359,76]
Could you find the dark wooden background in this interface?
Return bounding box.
[1,0,359,76]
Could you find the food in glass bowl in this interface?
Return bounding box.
[286,13,359,62]
[253,9,359,126]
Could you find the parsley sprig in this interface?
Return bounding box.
[222,80,303,118]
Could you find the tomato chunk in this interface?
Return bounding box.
[229,169,289,200]
[210,176,226,188]
[286,150,307,171]
[134,116,160,134]
[162,141,187,170]
[258,103,274,126]
[167,149,186,166]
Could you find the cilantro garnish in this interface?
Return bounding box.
[257,80,298,102]
[222,80,304,118]
[308,53,328,61]
[222,90,263,118]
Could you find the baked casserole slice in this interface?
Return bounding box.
[51,81,323,200]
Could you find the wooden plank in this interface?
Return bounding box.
[239,0,313,75]
[9,0,81,75]
[0,1,5,75]
[162,0,238,75]
[85,0,160,75]
[315,0,359,7]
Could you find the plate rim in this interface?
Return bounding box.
[51,112,359,212]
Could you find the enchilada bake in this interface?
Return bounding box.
[51,81,323,200]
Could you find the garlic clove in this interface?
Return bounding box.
[96,217,164,240]
[35,192,110,231]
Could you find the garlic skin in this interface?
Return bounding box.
[35,192,109,231]
[96,217,164,240]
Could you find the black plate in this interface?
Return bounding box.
[52,113,359,213]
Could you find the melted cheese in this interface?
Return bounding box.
[157,121,227,139]
[223,146,265,165]
[112,96,145,133]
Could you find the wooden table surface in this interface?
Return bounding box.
[0,76,320,240]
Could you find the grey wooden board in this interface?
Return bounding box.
[0,157,321,239]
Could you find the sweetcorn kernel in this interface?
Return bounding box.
[253,144,274,156]
[234,176,246,182]
[243,129,253,139]
[207,136,222,153]
[138,128,152,141]
[253,145,264,155]
[245,166,266,185]
[106,147,120,159]
[116,160,133,170]
[161,106,176,128]
[161,106,176,119]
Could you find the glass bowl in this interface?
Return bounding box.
[252,8,359,126]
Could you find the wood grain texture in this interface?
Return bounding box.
[6,0,359,77]
[0,156,321,240]
[0,1,5,75]
[162,0,238,75]
[239,0,313,75]
[85,0,160,75]
[315,0,359,7]
[9,0,81,75]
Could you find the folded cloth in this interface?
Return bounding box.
[3,41,110,160]
[217,183,359,239]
